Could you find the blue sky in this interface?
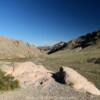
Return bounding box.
[0,0,100,46]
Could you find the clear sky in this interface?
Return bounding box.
[0,0,100,46]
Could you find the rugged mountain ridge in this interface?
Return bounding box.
[67,30,100,49]
[41,30,100,54]
[0,36,40,59]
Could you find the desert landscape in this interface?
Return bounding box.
[0,30,100,100]
[0,0,100,99]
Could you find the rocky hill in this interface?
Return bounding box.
[43,30,100,54]
[67,30,100,49]
[0,37,40,59]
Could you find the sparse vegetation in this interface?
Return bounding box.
[0,69,19,91]
[87,58,97,63]
[95,58,100,64]
[87,58,100,64]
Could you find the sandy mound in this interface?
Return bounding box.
[6,62,52,87]
[63,66,100,96]
[4,62,100,96]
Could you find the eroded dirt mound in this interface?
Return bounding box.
[4,62,100,96]
[6,62,52,87]
[63,66,100,96]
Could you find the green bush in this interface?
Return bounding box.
[0,69,19,91]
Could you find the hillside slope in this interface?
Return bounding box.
[43,30,100,54]
[0,37,40,59]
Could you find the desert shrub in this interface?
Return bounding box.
[87,58,96,63]
[87,58,100,64]
[0,69,19,91]
[95,58,100,64]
